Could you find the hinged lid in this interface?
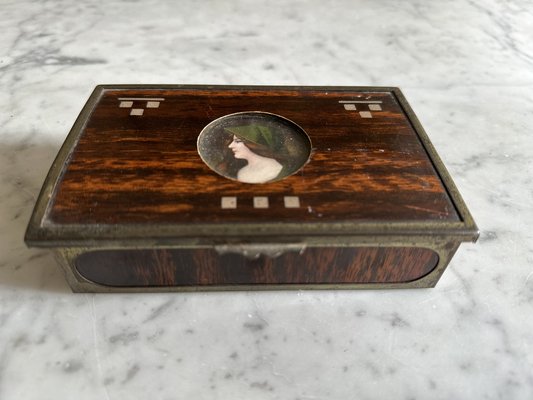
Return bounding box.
[25,85,478,247]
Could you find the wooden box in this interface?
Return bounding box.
[25,85,478,292]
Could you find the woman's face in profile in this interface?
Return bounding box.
[228,135,255,160]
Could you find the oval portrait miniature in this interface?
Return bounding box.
[197,112,312,184]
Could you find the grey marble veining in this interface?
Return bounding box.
[1,0,533,399]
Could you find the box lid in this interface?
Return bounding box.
[25,85,478,247]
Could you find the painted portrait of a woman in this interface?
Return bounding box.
[225,125,287,183]
[197,112,311,184]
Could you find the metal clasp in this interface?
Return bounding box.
[214,243,307,260]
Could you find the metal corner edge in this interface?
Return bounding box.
[24,86,106,246]
[391,88,479,242]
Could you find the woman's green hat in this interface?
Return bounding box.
[225,124,282,151]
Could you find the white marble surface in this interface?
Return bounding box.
[1,0,532,398]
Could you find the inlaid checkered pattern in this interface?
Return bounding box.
[220,196,301,209]
[339,100,383,118]
[118,98,164,116]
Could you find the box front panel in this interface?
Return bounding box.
[74,247,439,287]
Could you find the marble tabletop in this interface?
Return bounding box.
[1,0,532,399]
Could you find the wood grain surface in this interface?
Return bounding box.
[48,87,459,224]
[75,247,440,287]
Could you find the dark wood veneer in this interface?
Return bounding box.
[49,88,459,224]
[75,247,439,287]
